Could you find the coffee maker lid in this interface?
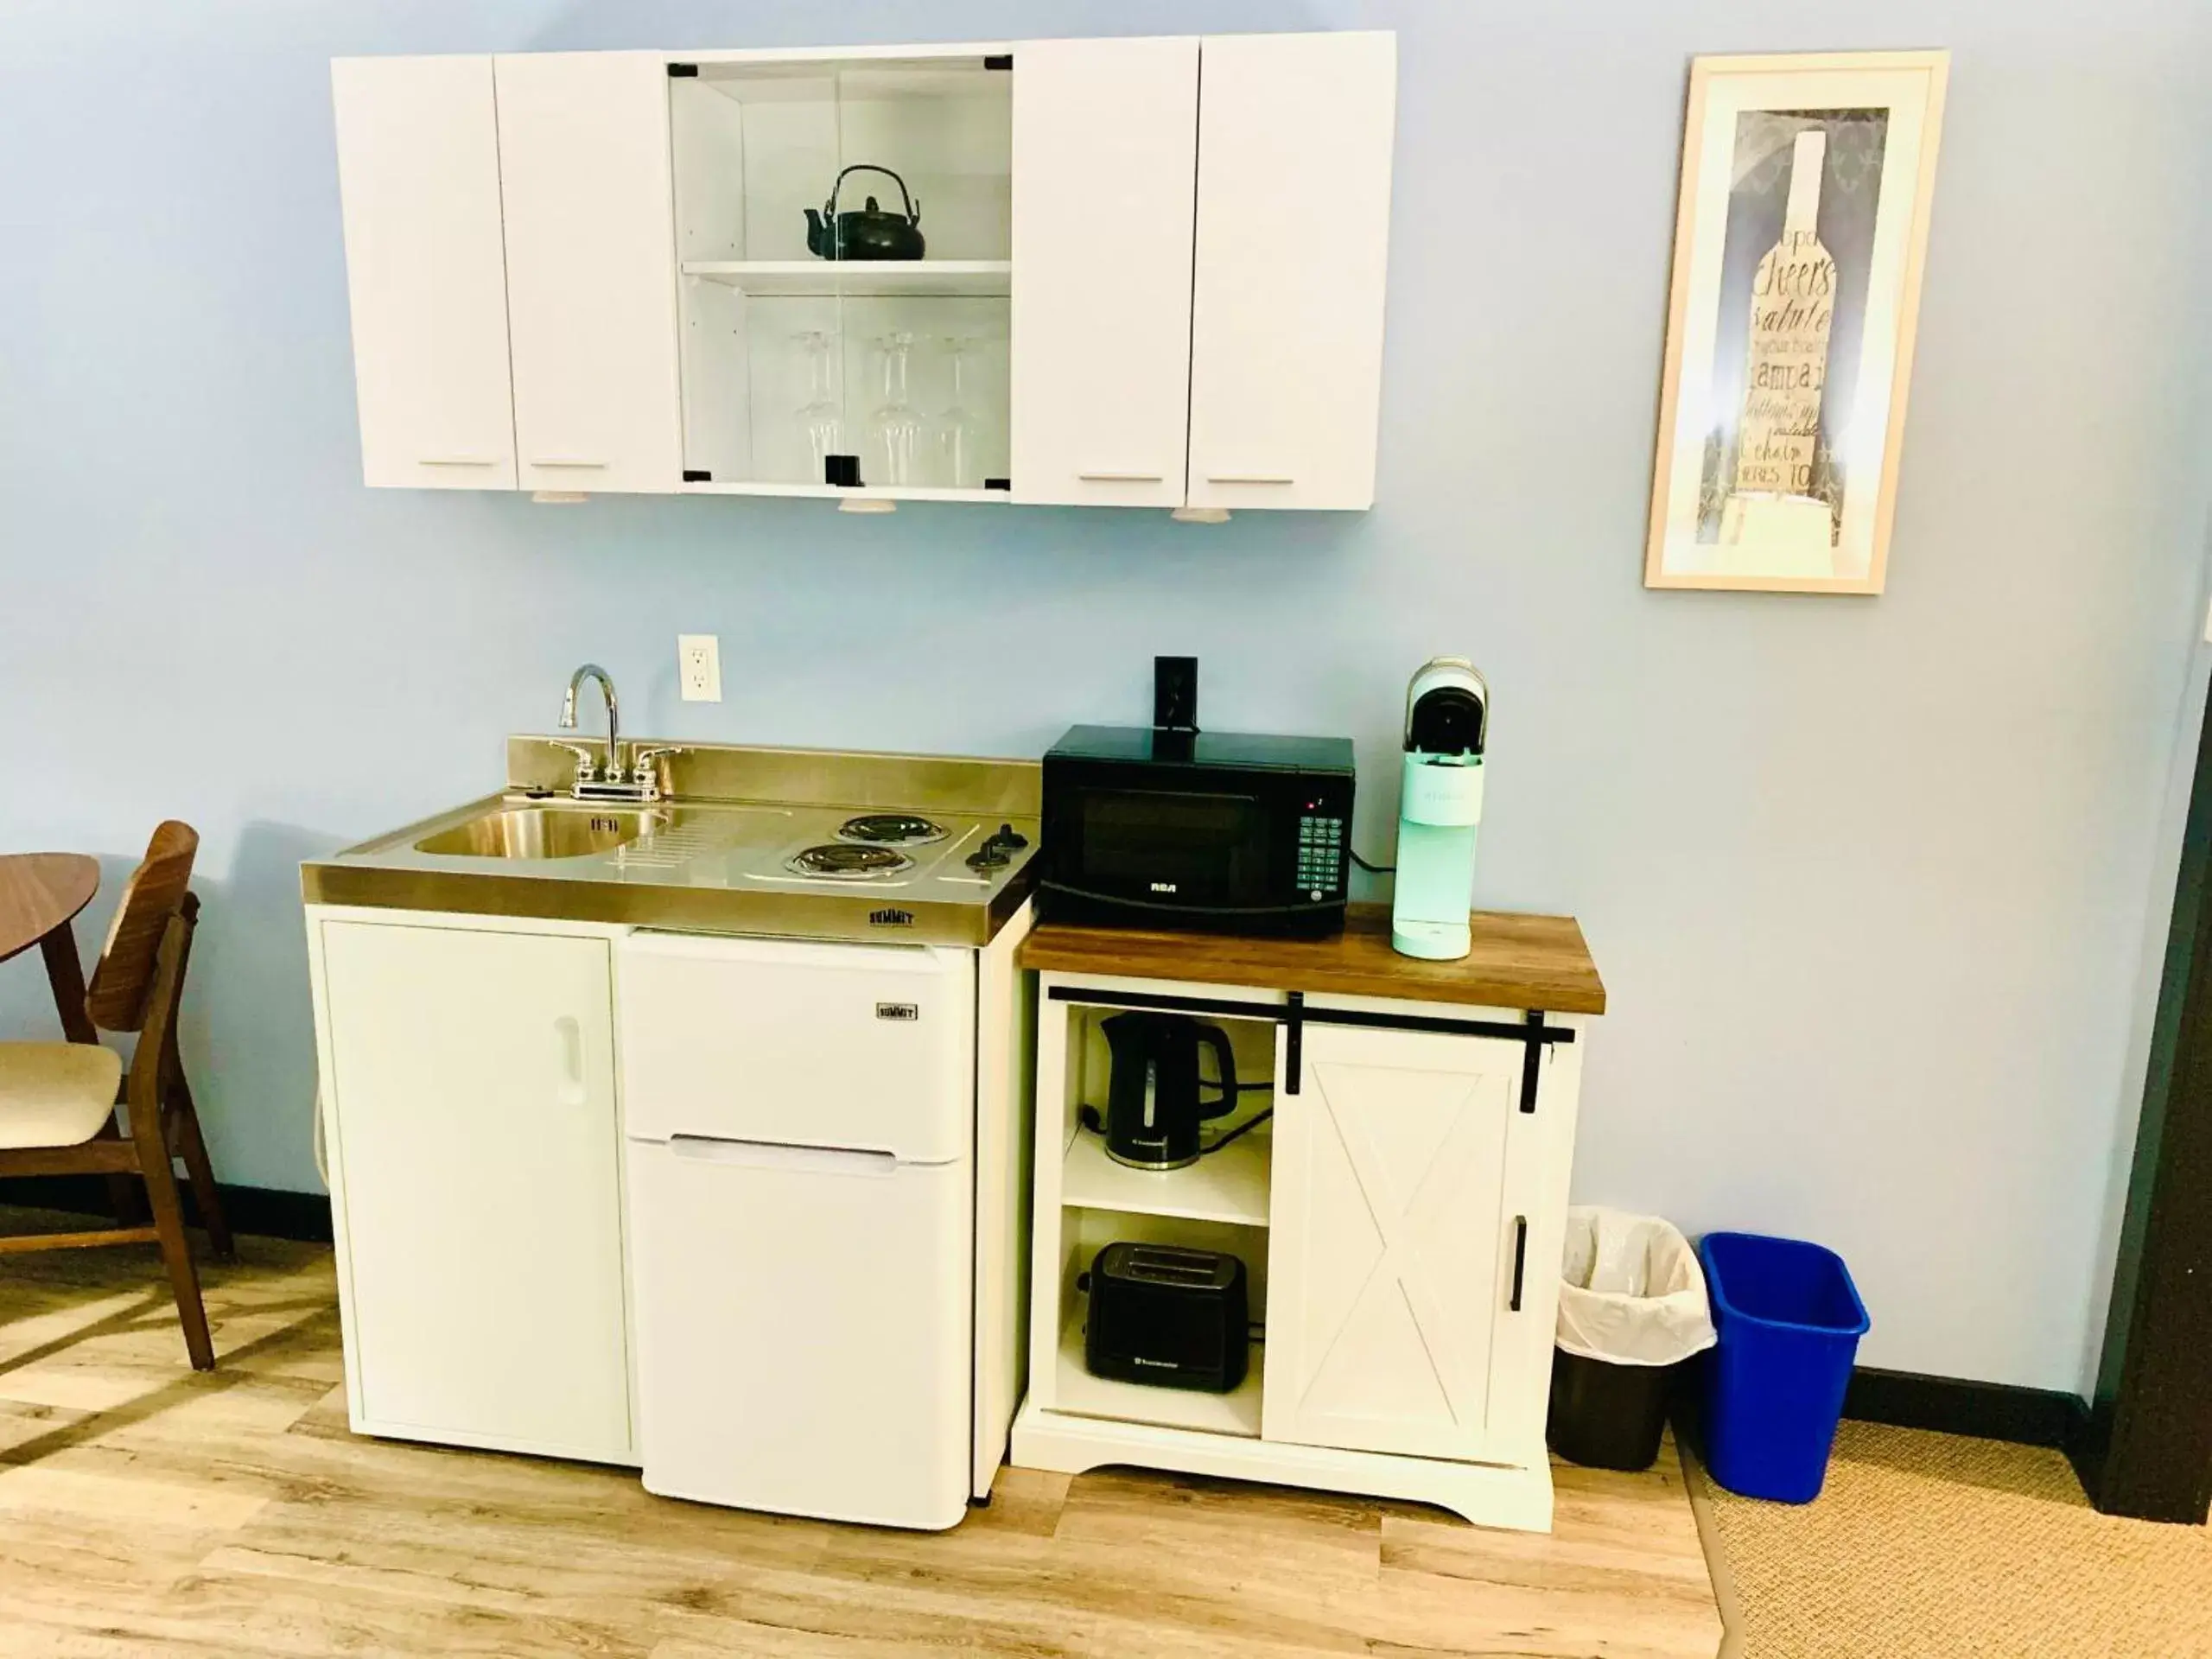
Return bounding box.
[1403,658,1488,756]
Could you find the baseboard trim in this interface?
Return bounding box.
[0,1174,333,1244]
[1844,1365,2088,1451]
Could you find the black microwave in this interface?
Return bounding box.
[1039,725,1357,937]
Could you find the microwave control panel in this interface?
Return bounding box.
[1295,813,1346,899]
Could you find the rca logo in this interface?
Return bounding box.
[1149,881,1178,894]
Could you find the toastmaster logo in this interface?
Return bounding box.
[868,906,915,927]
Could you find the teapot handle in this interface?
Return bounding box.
[826,162,921,226]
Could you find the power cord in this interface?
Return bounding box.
[1351,849,1396,875]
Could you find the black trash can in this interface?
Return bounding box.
[1548,1348,1676,1471]
[1545,1208,1717,1472]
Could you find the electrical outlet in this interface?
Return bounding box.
[678,634,721,702]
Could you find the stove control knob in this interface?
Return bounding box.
[966,842,1012,873]
[992,823,1029,849]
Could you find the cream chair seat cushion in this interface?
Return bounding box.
[0,1043,124,1150]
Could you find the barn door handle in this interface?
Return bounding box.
[1508,1216,1529,1312]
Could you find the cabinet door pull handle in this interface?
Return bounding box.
[1508,1216,1529,1312]
[554,1016,586,1107]
[1205,473,1294,485]
[1077,470,1165,483]
[531,457,609,469]
[420,455,500,467]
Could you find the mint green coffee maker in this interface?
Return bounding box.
[1390,658,1489,960]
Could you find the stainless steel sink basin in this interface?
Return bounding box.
[414,805,665,861]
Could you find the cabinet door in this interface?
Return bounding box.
[1262,1022,1523,1463]
[1185,33,1396,512]
[319,921,631,1463]
[330,56,517,489]
[1010,38,1198,508]
[493,53,683,494]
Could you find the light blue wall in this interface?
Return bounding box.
[4,0,2208,1394]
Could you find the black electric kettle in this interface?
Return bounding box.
[804,164,925,261]
[1098,1013,1237,1171]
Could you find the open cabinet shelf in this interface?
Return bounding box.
[1061,1124,1271,1228]
[1052,1307,1262,1439]
[671,53,1012,493]
[679,259,1012,297]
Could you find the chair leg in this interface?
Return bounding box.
[140,1146,214,1371]
[168,1072,233,1262]
[93,1112,150,1226]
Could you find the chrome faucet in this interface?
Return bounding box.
[555,664,683,803]
[561,664,621,780]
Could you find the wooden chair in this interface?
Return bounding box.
[0,822,232,1370]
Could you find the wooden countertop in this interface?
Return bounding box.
[1017,904,1605,1015]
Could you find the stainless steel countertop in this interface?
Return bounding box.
[300,738,1042,947]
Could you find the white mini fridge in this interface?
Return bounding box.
[618,931,977,1531]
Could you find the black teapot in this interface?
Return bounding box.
[804,164,925,261]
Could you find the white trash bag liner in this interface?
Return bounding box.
[1555,1206,1718,1367]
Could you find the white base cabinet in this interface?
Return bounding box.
[1012,973,1585,1533]
[307,910,636,1465]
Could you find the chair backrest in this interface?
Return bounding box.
[124,904,196,1126]
[86,820,199,1033]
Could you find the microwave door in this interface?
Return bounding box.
[1077,789,1272,908]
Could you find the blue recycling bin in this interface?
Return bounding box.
[1696,1231,1869,1503]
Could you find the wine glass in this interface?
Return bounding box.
[791,329,842,483]
[867,332,925,487]
[931,335,989,491]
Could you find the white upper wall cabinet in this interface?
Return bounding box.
[330,33,1395,511]
[330,56,517,489]
[494,53,684,494]
[1009,38,1198,509]
[1186,33,1397,512]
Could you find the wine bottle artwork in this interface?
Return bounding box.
[1719,129,1839,568]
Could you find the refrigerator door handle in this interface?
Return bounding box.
[667,1134,899,1178]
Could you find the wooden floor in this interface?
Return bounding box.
[0,1219,1721,1657]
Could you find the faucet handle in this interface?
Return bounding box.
[547,739,600,788]
[628,746,688,798]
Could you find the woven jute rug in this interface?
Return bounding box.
[1689,1419,2212,1657]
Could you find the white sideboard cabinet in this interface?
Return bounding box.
[329,33,1395,514]
[1008,912,1603,1533]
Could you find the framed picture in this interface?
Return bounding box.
[1644,51,1948,594]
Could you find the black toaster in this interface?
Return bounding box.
[1084,1243,1249,1393]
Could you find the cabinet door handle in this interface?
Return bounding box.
[1508,1216,1529,1313]
[554,1016,587,1107]
[1077,470,1165,483]
[1205,473,1294,486]
[420,455,501,467]
[530,457,609,469]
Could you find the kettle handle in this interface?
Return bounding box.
[825,163,921,226]
[1197,1024,1239,1118]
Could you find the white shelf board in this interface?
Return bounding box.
[679,259,1012,297]
[1061,1127,1270,1228]
[1051,1310,1262,1439]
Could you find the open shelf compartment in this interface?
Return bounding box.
[1052,1206,1268,1439]
[670,55,1011,491]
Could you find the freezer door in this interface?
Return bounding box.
[618,931,976,1160]
[628,1135,973,1530]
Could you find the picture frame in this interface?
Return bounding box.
[1644,50,1948,594]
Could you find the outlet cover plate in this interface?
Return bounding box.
[678,634,721,702]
